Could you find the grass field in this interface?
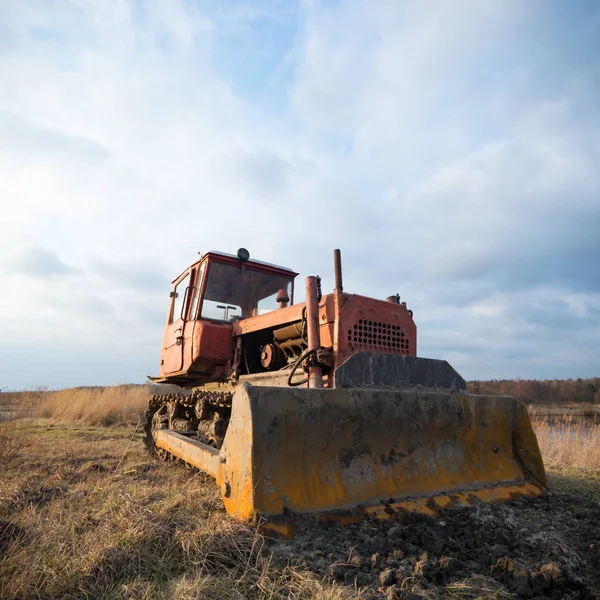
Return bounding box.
[1,386,150,426]
[1,387,599,599]
[533,415,600,470]
[0,422,355,600]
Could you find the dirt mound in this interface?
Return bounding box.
[270,493,600,598]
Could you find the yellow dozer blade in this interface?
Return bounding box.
[154,384,546,525]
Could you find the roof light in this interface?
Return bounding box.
[237,248,250,262]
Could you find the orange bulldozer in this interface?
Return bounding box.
[146,248,545,530]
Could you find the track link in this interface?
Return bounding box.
[144,389,233,462]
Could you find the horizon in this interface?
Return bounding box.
[3,374,599,395]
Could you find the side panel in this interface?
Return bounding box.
[163,321,185,373]
[318,294,335,349]
[335,294,417,368]
[191,320,234,367]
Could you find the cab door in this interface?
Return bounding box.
[163,270,191,373]
[183,263,205,370]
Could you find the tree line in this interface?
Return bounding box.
[467,378,600,404]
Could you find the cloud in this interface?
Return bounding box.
[400,137,600,293]
[91,259,171,293]
[227,149,294,201]
[0,0,599,388]
[4,246,81,278]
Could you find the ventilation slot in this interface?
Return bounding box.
[347,319,411,355]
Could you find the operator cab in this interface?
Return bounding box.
[156,249,298,381]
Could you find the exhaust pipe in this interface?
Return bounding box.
[305,276,323,388]
[334,248,343,291]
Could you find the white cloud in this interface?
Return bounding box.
[469,296,508,319]
[4,246,81,278]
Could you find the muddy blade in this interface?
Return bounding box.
[213,385,546,521]
[152,384,546,522]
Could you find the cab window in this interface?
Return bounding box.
[257,282,292,315]
[200,261,293,322]
[189,264,206,320]
[170,273,190,323]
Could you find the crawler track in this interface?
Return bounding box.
[144,389,234,461]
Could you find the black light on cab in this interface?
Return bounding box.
[237,248,250,262]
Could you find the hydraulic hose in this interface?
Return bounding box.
[287,346,323,387]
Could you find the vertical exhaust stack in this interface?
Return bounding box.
[305,276,324,388]
[332,249,345,368]
[333,248,346,310]
[333,248,343,293]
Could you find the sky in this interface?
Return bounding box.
[1,0,599,390]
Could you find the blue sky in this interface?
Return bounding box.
[1,0,599,389]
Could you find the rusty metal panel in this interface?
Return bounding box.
[217,385,545,520]
[334,294,417,368]
[318,294,335,351]
[191,320,233,366]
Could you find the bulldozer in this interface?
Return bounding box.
[146,248,545,530]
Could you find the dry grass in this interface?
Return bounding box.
[0,425,21,460]
[1,388,599,599]
[545,466,600,503]
[6,385,150,426]
[532,415,600,470]
[527,403,600,418]
[445,575,515,600]
[0,422,357,600]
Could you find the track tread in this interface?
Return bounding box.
[144,389,233,460]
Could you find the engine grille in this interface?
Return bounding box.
[347,319,411,355]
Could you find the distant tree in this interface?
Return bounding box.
[467,377,600,404]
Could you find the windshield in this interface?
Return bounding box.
[200,261,294,322]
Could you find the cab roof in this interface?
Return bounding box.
[171,250,298,284]
[203,251,297,275]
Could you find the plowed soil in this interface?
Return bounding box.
[271,489,600,599]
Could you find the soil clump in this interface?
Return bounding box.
[270,492,600,598]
